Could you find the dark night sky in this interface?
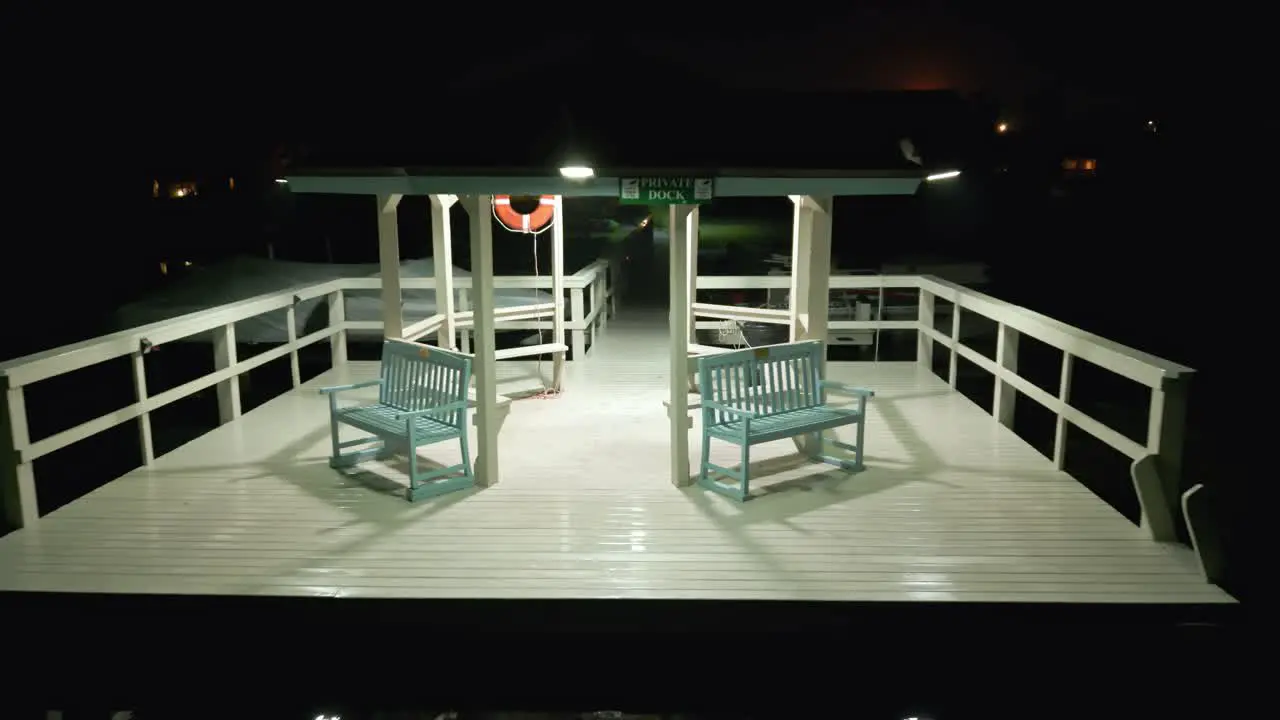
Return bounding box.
[446,6,1168,97]
[13,3,1182,202]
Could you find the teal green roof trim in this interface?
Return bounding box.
[283,171,924,197]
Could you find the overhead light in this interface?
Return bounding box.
[559,166,594,179]
[274,178,288,184]
[926,170,961,181]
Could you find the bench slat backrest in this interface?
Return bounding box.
[698,340,824,426]
[379,340,472,428]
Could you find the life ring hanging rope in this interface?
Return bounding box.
[493,194,556,235]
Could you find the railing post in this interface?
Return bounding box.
[285,304,301,388]
[608,258,619,316]
[457,289,471,354]
[0,382,38,529]
[327,289,347,366]
[212,323,241,424]
[130,351,155,465]
[948,304,960,387]
[430,194,459,349]
[594,272,608,331]
[992,323,1019,427]
[916,289,935,368]
[551,197,567,390]
[1053,353,1074,469]
[570,288,586,360]
[1142,374,1190,540]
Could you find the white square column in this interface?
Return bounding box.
[788,195,833,456]
[376,193,404,339]
[668,204,697,486]
[429,194,459,349]
[551,195,567,390]
[787,195,834,358]
[462,195,501,487]
[685,207,700,343]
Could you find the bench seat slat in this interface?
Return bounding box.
[707,406,864,445]
[335,405,462,443]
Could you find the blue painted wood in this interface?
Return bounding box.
[319,340,474,502]
[696,340,875,502]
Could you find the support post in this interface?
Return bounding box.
[327,290,347,366]
[948,306,961,387]
[594,271,608,331]
[917,289,935,368]
[1140,374,1191,541]
[608,256,620,316]
[570,288,586,360]
[787,197,812,343]
[376,193,404,339]
[285,304,301,388]
[457,290,472,354]
[992,323,1019,427]
[1053,353,1074,470]
[463,195,500,487]
[686,207,700,344]
[787,196,833,355]
[551,196,567,389]
[130,352,154,465]
[1,383,37,529]
[430,194,459,349]
[788,196,833,455]
[668,204,695,487]
[212,323,241,424]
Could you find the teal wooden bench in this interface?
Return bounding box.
[697,340,874,501]
[319,339,474,502]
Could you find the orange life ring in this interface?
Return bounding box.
[493,195,556,234]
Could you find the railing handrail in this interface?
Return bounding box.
[0,278,345,389]
[0,262,610,389]
[692,272,1193,390]
[915,275,1194,388]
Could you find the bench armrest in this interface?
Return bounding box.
[318,379,384,395]
[395,400,468,419]
[702,400,757,418]
[819,380,875,398]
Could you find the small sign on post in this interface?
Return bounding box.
[619,177,714,205]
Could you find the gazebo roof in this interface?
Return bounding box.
[288,92,967,198]
[284,91,975,197]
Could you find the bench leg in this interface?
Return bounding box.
[459,431,474,479]
[404,421,474,502]
[328,427,394,470]
[329,441,393,469]
[698,431,712,484]
[816,421,868,472]
[697,438,751,502]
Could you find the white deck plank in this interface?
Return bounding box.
[0,313,1233,604]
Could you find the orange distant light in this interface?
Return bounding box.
[996,122,1009,134]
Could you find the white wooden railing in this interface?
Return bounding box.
[692,273,1194,541]
[0,264,1191,542]
[0,260,614,529]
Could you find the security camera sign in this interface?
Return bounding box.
[619,176,714,205]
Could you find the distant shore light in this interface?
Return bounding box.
[559,166,594,179]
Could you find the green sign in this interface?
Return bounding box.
[619,177,714,205]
